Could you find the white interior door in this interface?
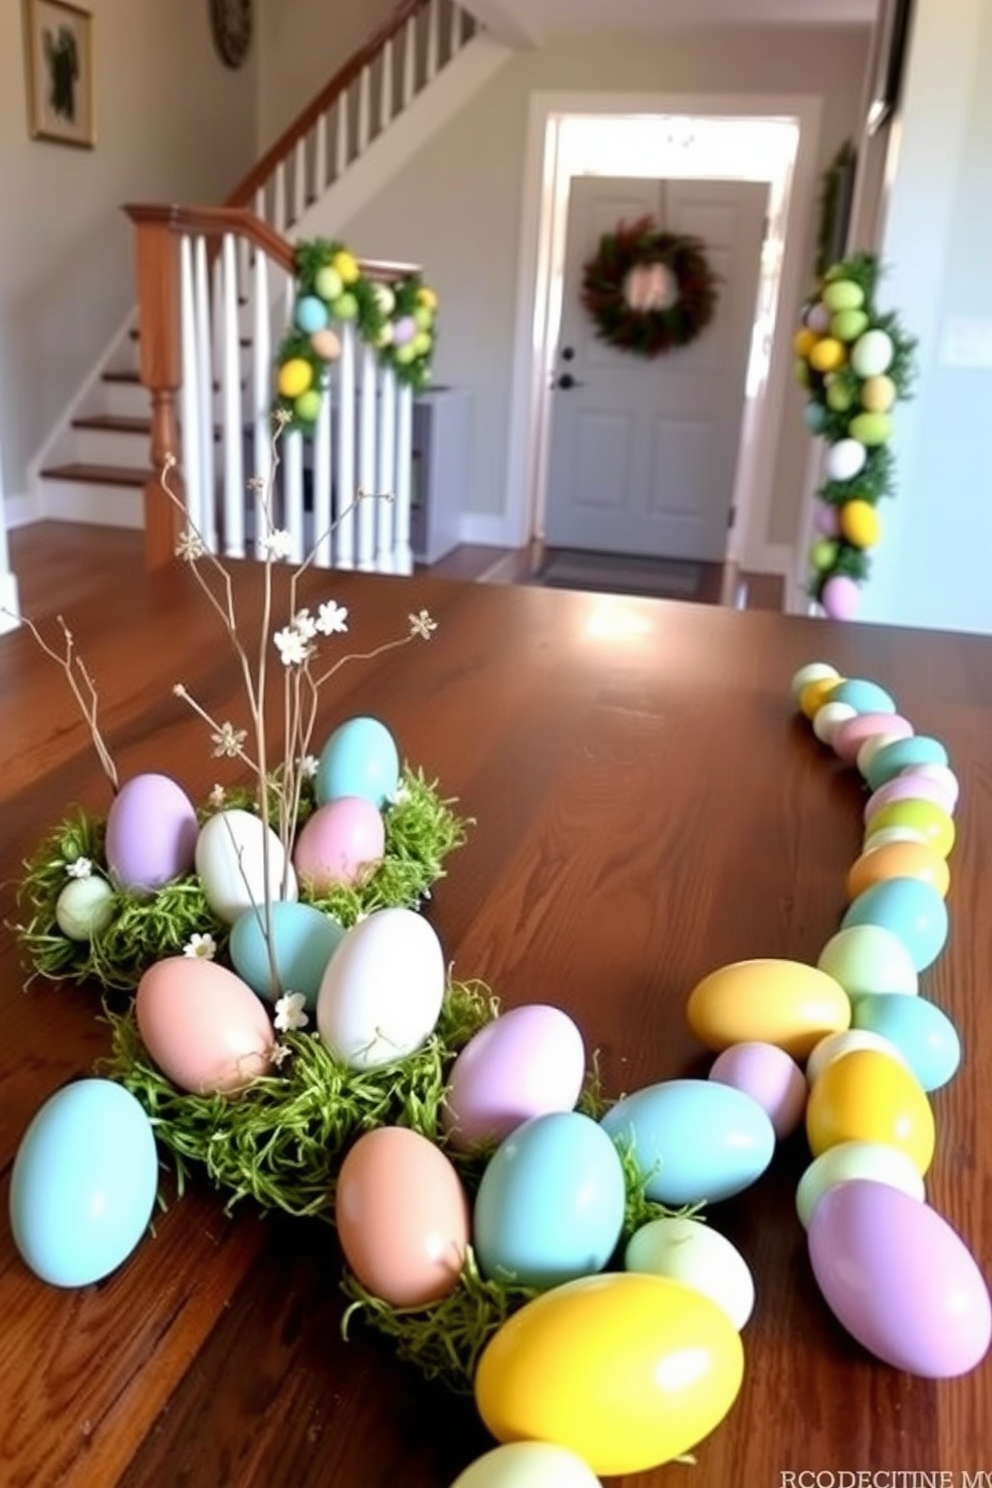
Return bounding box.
[543,176,768,562]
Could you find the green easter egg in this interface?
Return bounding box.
[810,538,839,572]
[831,309,870,343]
[394,342,418,365]
[794,358,811,388]
[314,265,343,302]
[826,380,855,412]
[411,330,432,356]
[56,876,116,941]
[822,280,866,313]
[849,411,894,446]
[295,388,323,424]
[333,292,359,321]
[413,304,434,332]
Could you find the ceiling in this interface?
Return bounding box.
[470,0,879,45]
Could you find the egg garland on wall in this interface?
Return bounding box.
[274,237,438,434]
[795,252,917,620]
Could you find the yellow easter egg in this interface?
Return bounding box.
[809,337,847,374]
[861,374,897,413]
[839,499,881,549]
[332,249,360,285]
[277,357,313,400]
[868,800,955,859]
[847,841,950,902]
[794,327,819,359]
[686,959,851,1060]
[417,285,438,309]
[799,675,843,719]
[474,1273,744,1476]
[805,1048,935,1174]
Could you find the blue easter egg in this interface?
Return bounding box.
[295,294,330,335]
[473,1112,626,1289]
[865,736,950,791]
[852,992,961,1091]
[600,1079,775,1207]
[10,1079,158,1287]
[804,402,828,434]
[841,877,948,972]
[827,678,896,715]
[316,716,400,808]
[229,899,345,1010]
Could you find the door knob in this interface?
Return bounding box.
[556,372,584,390]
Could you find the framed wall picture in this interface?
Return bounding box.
[23,0,95,148]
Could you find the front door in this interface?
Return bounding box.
[543,176,768,562]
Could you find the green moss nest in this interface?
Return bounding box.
[11,767,470,995]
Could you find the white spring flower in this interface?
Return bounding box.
[274,991,310,1033]
[66,856,93,879]
[211,721,248,758]
[409,609,437,640]
[293,609,318,643]
[274,626,312,667]
[262,529,293,561]
[183,932,217,961]
[316,601,348,636]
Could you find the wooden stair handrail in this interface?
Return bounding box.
[226,0,430,211]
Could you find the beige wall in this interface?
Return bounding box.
[0,0,258,497]
[257,0,397,147]
[344,25,871,552]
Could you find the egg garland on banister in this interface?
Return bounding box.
[795,252,917,620]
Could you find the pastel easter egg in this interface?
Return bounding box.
[335,1126,469,1307]
[812,501,841,536]
[850,329,895,378]
[805,1048,934,1174]
[862,825,931,854]
[821,279,865,312]
[316,906,444,1069]
[796,1140,925,1228]
[55,875,115,940]
[310,328,342,361]
[816,925,919,999]
[813,700,857,745]
[228,900,344,1010]
[331,249,360,285]
[831,308,870,343]
[601,1079,774,1206]
[824,438,866,483]
[849,411,893,446]
[806,301,833,333]
[820,575,861,621]
[277,357,312,399]
[136,957,274,1094]
[805,1028,911,1086]
[866,800,955,859]
[449,1444,602,1488]
[625,1216,755,1330]
[293,797,386,891]
[804,402,829,434]
[846,841,950,902]
[809,337,846,374]
[810,537,839,573]
[195,809,298,925]
[686,959,851,1060]
[865,736,950,792]
[708,1041,807,1138]
[473,1112,626,1289]
[9,1079,158,1287]
[865,770,959,822]
[314,264,343,302]
[474,1273,744,1475]
[393,314,417,347]
[827,679,896,715]
[790,661,840,703]
[799,675,844,719]
[841,878,948,971]
[839,498,881,548]
[295,294,329,335]
[808,1180,991,1376]
[861,374,896,412]
[294,389,322,424]
[907,762,960,810]
[831,711,913,765]
[857,730,914,778]
[442,1003,586,1151]
[852,992,961,1092]
[333,292,359,321]
[316,716,400,808]
[826,378,854,412]
[105,772,199,893]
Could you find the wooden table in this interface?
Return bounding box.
[2,565,990,1487]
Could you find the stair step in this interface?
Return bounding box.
[40,462,150,487]
[129,327,252,349]
[103,369,141,384]
[73,414,151,434]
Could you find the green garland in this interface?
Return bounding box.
[273,237,438,434]
[11,767,469,994]
[794,251,917,618]
[814,139,857,279]
[581,217,719,358]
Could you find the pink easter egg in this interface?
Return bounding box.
[293,797,386,892]
[136,957,274,1094]
[832,712,914,765]
[865,771,958,826]
[708,1042,807,1139]
[813,503,841,537]
[905,763,960,811]
[820,575,860,621]
[392,316,417,347]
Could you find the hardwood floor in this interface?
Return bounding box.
[8,522,783,621]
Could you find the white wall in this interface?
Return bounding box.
[342,25,871,550]
[0,0,259,501]
[858,0,992,635]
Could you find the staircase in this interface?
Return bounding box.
[31,0,512,552]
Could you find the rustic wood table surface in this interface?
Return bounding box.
[1,565,990,1488]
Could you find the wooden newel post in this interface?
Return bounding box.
[124,204,185,571]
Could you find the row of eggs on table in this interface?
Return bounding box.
[54,715,404,943]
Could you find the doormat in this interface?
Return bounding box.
[534,549,703,600]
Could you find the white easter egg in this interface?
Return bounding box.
[813,700,858,745]
[56,875,115,940]
[625,1215,755,1331]
[450,1442,602,1488]
[825,439,867,483]
[796,1140,925,1229]
[857,731,911,777]
[195,809,298,925]
[806,1028,912,1087]
[316,906,445,1069]
[851,329,894,378]
[790,661,840,703]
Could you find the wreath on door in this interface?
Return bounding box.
[581,216,719,357]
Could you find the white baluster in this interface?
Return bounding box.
[179,235,203,539]
[194,236,216,551]
[292,138,307,225]
[426,0,440,81]
[335,322,356,568]
[251,249,273,558]
[402,15,417,107]
[377,366,397,573]
[254,185,267,230]
[449,0,463,55]
[221,233,245,557]
[314,109,328,200]
[336,90,350,178]
[358,341,377,570]
[284,429,305,564]
[379,37,394,133]
[312,372,333,567]
[274,161,287,235]
[358,65,371,156]
[395,383,414,575]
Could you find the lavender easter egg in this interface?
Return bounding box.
[105,773,199,893]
